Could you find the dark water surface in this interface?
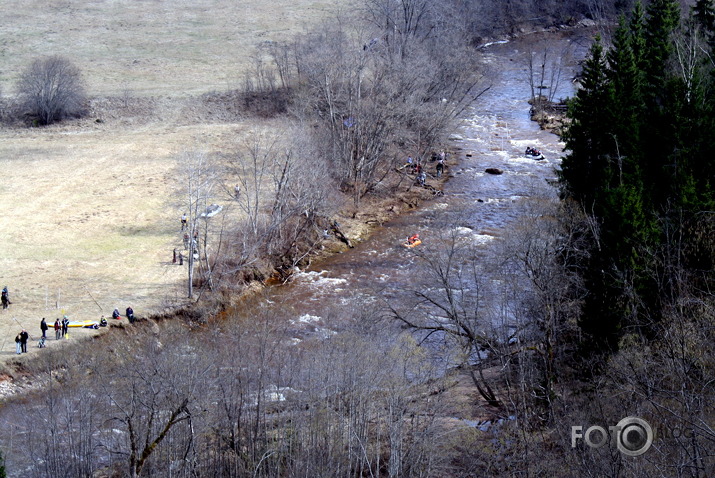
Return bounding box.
[244,29,595,339]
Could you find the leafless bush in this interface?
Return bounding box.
[240,48,294,117]
[223,128,340,280]
[16,55,87,125]
[387,196,589,452]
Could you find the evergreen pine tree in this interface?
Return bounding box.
[561,37,629,348]
[694,0,715,42]
[606,15,644,178]
[644,0,680,87]
[629,1,648,70]
[562,0,715,353]
[639,0,680,212]
[686,3,715,199]
[560,36,612,207]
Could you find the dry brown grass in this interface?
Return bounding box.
[0,0,337,96]
[0,0,337,362]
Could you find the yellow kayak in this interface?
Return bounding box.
[67,321,99,329]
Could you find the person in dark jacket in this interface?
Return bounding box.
[436,158,444,178]
[1,286,9,309]
[125,306,135,324]
[40,318,48,339]
[54,318,61,340]
[19,329,29,353]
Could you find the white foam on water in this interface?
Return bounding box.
[480,197,517,204]
[297,314,320,324]
[507,155,545,164]
[511,139,542,148]
[472,234,496,245]
[315,327,337,339]
[480,39,510,48]
[292,270,325,281]
[292,270,348,288]
[493,150,511,160]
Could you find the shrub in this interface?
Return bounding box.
[16,55,86,125]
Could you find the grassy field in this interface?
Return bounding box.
[0,0,337,361]
[0,0,336,96]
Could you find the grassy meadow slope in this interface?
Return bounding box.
[0,0,335,96]
[0,0,336,359]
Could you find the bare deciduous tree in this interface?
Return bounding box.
[177,150,221,298]
[99,335,206,478]
[527,46,572,121]
[226,129,338,278]
[16,55,86,125]
[387,226,503,407]
[494,198,587,426]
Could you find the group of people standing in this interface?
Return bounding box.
[14,329,28,354]
[16,316,70,354]
[53,317,70,340]
[9,298,137,354]
[403,150,448,185]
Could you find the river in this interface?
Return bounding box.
[236,28,594,346]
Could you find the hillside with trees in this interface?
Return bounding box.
[554,0,715,475]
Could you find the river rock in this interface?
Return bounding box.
[485,168,503,175]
